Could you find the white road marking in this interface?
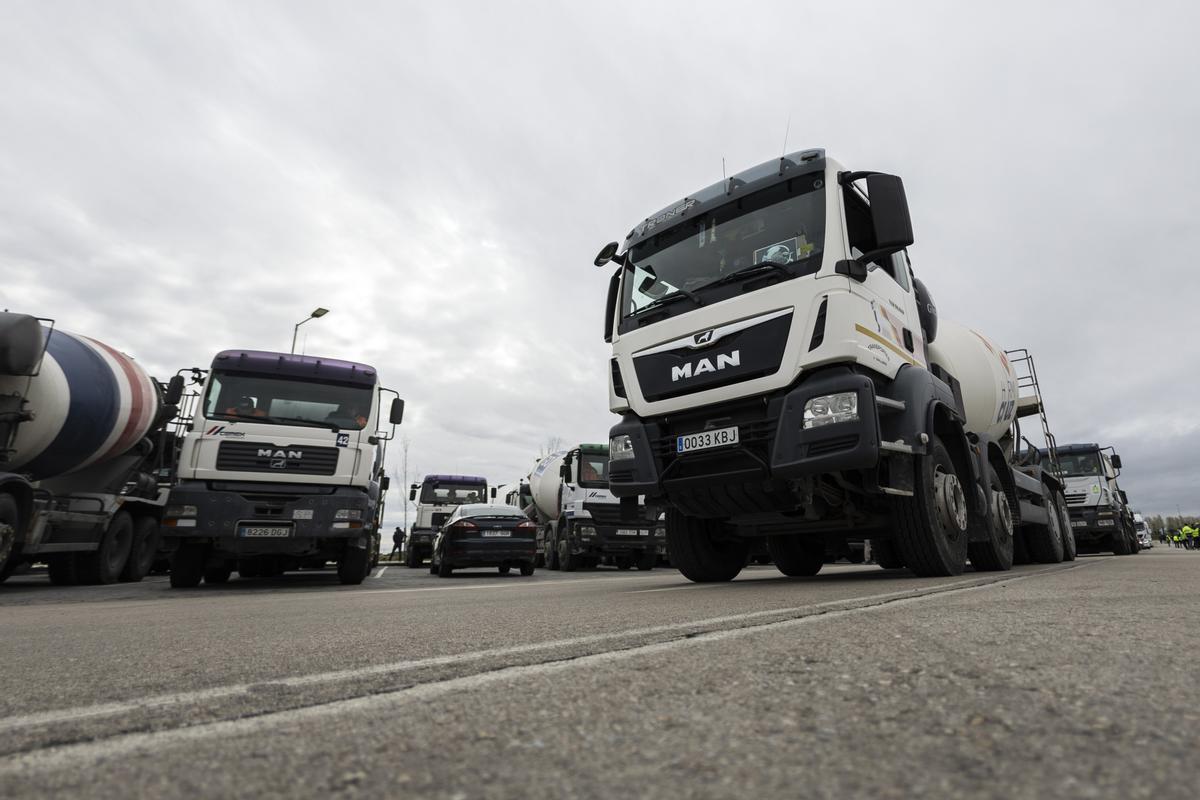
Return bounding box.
[0,563,1093,742]
[372,566,387,579]
[0,562,1100,776]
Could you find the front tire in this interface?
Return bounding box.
[203,565,232,585]
[636,550,657,571]
[519,562,535,576]
[1055,492,1077,562]
[870,538,905,569]
[170,544,206,588]
[1028,489,1065,564]
[768,535,824,577]
[338,547,371,585]
[665,509,746,583]
[438,557,453,577]
[889,436,969,577]
[558,537,580,572]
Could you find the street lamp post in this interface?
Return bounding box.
[291,307,329,354]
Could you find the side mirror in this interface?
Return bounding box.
[866,173,914,254]
[389,398,405,425]
[409,488,417,502]
[1111,454,1123,470]
[164,375,185,406]
[1119,490,1129,505]
[594,242,625,267]
[559,464,571,481]
[604,270,620,343]
[490,487,497,499]
[380,476,391,492]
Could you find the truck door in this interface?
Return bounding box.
[842,184,925,370]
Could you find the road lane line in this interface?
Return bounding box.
[372,567,387,579]
[0,563,1093,739]
[0,561,1103,776]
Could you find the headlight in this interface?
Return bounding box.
[803,392,858,429]
[579,526,597,538]
[165,504,197,518]
[334,509,362,520]
[609,434,636,461]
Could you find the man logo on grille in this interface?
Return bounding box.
[694,330,714,346]
[270,459,287,469]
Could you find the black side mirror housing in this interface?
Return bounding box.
[835,259,868,282]
[164,375,185,406]
[380,476,391,492]
[594,242,624,267]
[866,173,914,254]
[604,270,620,343]
[409,488,417,502]
[389,398,405,425]
[1119,490,1129,505]
[490,487,497,499]
[1111,454,1123,470]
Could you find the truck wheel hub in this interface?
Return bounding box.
[992,490,1012,538]
[934,471,968,534]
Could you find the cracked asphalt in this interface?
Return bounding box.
[0,548,1195,799]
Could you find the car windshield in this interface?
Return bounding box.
[622,175,825,319]
[462,507,525,520]
[204,371,373,430]
[578,454,609,488]
[421,482,487,505]
[1047,452,1103,477]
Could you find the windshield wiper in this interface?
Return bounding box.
[693,261,794,292]
[632,287,703,317]
[257,415,342,431]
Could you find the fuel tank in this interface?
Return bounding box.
[926,320,1018,442]
[0,314,162,481]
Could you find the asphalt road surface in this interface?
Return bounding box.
[1,547,1196,799]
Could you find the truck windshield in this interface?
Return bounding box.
[204,371,374,430]
[1047,452,1102,477]
[622,175,825,321]
[420,482,487,505]
[578,454,609,488]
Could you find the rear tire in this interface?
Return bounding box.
[1027,489,1065,564]
[1112,523,1132,555]
[170,544,206,588]
[558,537,580,572]
[0,494,20,579]
[889,436,969,577]
[120,516,159,583]
[338,547,371,585]
[768,535,824,577]
[519,562,535,576]
[438,558,453,577]
[665,508,746,583]
[78,511,134,585]
[545,531,560,571]
[636,550,657,571]
[499,565,511,575]
[1055,492,1076,562]
[405,546,419,568]
[967,464,1014,572]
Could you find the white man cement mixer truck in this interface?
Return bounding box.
[160,349,404,587]
[527,444,664,571]
[0,313,186,585]
[594,149,1073,581]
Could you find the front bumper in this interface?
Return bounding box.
[1067,507,1119,543]
[161,482,373,551]
[609,370,880,498]
[576,526,664,555]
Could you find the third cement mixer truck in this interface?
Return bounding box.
[594,149,1073,581]
[527,444,664,571]
[0,312,185,585]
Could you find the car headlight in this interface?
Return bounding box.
[610,434,636,461]
[165,504,197,518]
[803,392,858,429]
[579,526,596,538]
[334,509,362,520]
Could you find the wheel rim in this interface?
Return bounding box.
[992,487,1013,541]
[934,468,968,538]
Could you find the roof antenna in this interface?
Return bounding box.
[721,156,726,182]
[781,114,791,157]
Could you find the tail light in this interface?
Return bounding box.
[516,520,537,533]
[448,520,478,533]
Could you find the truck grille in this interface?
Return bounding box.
[583,502,658,528]
[1064,492,1087,506]
[216,441,339,476]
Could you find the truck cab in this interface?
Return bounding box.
[404,474,488,567]
[597,150,1068,581]
[1046,444,1136,555]
[162,350,404,586]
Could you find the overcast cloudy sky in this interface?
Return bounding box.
[2,0,1197,521]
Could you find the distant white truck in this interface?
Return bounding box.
[403,474,488,567]
[1046,443,1137,555]
[527,443,664,571]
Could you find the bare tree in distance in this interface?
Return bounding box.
[539,436,564,458]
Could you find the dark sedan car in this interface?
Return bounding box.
[431,504,537,577]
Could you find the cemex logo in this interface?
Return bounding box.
[671,351,741,382]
